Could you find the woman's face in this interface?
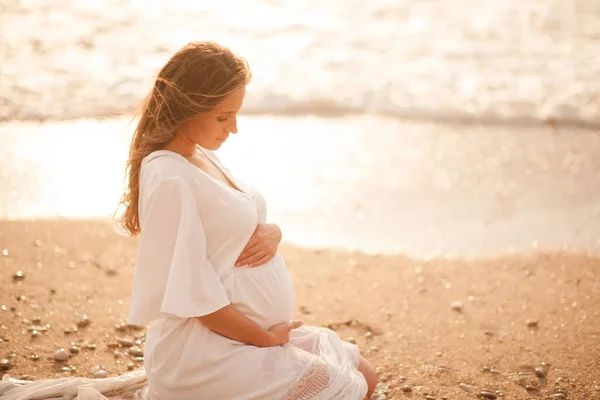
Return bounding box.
[180,86,246,151]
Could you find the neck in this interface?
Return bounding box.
[164,137,197,158]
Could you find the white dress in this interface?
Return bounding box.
[0,148,368,400]
[129,148,368,400]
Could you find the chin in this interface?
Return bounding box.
[203,142,222,151]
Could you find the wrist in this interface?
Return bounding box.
[256,330,277,347]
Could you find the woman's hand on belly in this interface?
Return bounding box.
[235,223,282,268]
[267,320,305,346]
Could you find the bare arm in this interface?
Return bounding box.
[198,305,303,347]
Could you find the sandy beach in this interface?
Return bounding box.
[1,219,599,399]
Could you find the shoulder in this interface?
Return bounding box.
[140,151,196,198]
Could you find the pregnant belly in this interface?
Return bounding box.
[229,254,295,329]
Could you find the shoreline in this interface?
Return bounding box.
[1,219,599,399]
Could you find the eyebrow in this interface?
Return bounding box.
[217,111,236,115]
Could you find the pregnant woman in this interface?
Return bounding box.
[121,41,377,399]
[0,41,376,400]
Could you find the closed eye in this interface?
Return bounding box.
[217,117,228,122]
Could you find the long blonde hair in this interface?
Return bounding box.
[117,41,251,236]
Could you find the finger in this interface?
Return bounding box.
[236,249,264,267]
[236,236,259,260]
[235,241,263,266]
[287,320,304,330]
[248,253,274,268]
[243,250,269,267]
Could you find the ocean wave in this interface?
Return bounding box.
[1,0,599,129]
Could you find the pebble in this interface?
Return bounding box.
[525,385,538,392]
[549,394,567,399]
[12,271,25,281]
[534,366,546,378]
[526,319,539,328]
[451,301,463,312]
[69,345,80,354]
[0,358,11,370]
[107,342,119,349]
[425,396,435,400]
[53,348,70,361]
[401,386,412,392]
[94,369,108,378]
[86,343,97,350]
[77,315,91,328]
[117,338,134,347]
[114,351,125,358]
[128,347,144,357]
[31,329,41,338]
[459,383,477,392]
[478,391,497,399]
[127,362,136,370]
[32,317,42,324]
[60,366,70,372]
[134,339,143,346]
[30,354,40,361]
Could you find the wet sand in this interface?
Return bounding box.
[1,219,599,399]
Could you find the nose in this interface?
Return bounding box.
[229,117,238,134]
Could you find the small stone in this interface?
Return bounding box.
[478,391,497,399]
[113,351,125,358]
[64,328,72,334]
[69,346,79,354]
[86,344,97,350]
[115,323,128,332]
[60,366,70,372]
[451,301,463,312]
[35,239,42,247]
[94,369,108,378]
[525,385,538,392]
[459,383,477,392]
[107,343,119,349]
[106,268,118,277]
[30,354,40,361]
[2,249,8,256]
[77,315,91,328]
[127,362,135,370]
[0,358,11,370]
[549,394,567,399]
[425,396,435,400]
[6,352,17,359]
[53,348,69,361]
[31,329,41,338]
[117,338,134,347]
[32,317,42,324]
[482,366,491,372]
[134,339,143,346]
[401,386,412,392]
[534,366,546,378]
[13,271,25,281]
[526,320,539,328]
[128,347,144,357]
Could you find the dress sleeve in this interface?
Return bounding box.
[128,175,230,324]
